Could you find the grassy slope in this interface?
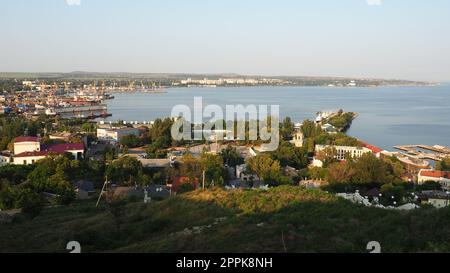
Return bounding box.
[1,186,449,253]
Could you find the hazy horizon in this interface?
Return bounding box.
[1,0,449,81]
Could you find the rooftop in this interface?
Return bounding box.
[420,170,450,179]
[14,136,39,143]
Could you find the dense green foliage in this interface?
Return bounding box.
[119,135,142,148]
[219,145,244,167]
[1,186,449,253]
[437,157,450,172]
[326,111,356,131]
[269,141,309,169]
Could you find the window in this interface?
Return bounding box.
[23,160,27,165]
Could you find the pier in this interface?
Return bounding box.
[394,145,450,161]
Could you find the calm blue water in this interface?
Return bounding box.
[103,84,450,150]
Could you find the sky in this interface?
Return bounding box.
[0,0,449,81]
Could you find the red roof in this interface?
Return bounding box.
[420,170,450,179]
[44,143,85,153]
[362,142,383,154]
[14,143,84,158]
[14,151,48,158]
[14,137,39,143]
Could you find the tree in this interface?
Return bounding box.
[81,122,96,133]
[327,161,356,183]
[352,154,392,185]
[280,117,295,141]
[16,189,44,218]
[47,171,75,205]
[380,183,406,205]
[200,153,225,187]
[437,157,450,172]
[270,141,309,169]
[301,120,323,138]
[105,156,144,185]
[145,136,169,159]
[120,135,142,148]
[246,154,281,184]
[219,145,244,167]
[180,154,201,183]
[315,147,338,167]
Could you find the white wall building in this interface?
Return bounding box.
[315,145,372,161]
[13,152,46,165]
[418,170,450,190]
[290,131,304,148]
[97,127,140,142]
[13,137,41,155]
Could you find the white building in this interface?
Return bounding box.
[315,144,372,161]
[290,131,304,148]
[11,137,85,165]
[418,170,450,190]
[236,164,259,182]
[97,127,140,142]
[13,137,41,155]
[0,153,11,166]
[13,152,47,165]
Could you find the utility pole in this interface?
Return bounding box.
[202,170,206,190]
[96,176,109,207]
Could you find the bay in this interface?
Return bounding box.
[103,84,450,150]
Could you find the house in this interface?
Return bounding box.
[321,124,338,134]
[111,186,144,200]
[418,170,450,190]
[74,180,96,200]
[418,191,450,208]
[362,142,384,158]
[236,164,259,182]
[43,143,85,160]
[145,185,171,199]
[12,137,85,165]
[13,137,41,155]
[290,131,304,148]
[13,151,48,165]
[97,127,140,142]
[0,151,12,166]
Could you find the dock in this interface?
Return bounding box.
[394,145,450,161]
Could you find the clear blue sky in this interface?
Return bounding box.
[1,0,449,81]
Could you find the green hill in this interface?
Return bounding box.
[1,186,449,253]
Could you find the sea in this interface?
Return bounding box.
[101,84,450,151]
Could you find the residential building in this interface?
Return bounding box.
[290,131,304,148]
[11,137,85,165]
[315,144,372,161]
[418,170,450,190]
[362,143,384,158]
[236,164,259,182]
[74,180,96,200]
[97,127,140,142]
[14,137,41,155]
[418,191,450,208]
[0,151,12,166]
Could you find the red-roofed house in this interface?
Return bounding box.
[14,137,41,155]
[12,137,85,165]
[44,143,85,159]
[418,169,450,190]
[362,142,384,157]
